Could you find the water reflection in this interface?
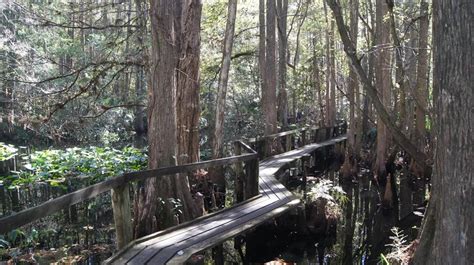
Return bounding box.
[246,164,423,265]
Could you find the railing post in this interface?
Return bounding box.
[244,158,259,200]
[112,183,133,249]
[301,129,307,146]
[302,154,311,199]
[233,142,244,203]
[285,134,292,151]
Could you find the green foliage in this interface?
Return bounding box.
[2,145,147,189]
[0,143,17,161]
[385,227,410,265]
[308,179,348,205]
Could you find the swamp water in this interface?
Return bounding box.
[245,161,424,265]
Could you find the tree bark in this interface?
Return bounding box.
[259,0,266,105]
[175,0,203,221]
[414,0,473,263]
[277,0,288,129]
[263,0,278,155]
[348,0,359,152]
[134,0,201,238]
[374,0,391,178]
[323,1,335,127]
[212,0,237,159]
[415,0,429,148]
[133,0,147,148]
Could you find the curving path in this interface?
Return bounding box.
[105,135,346,264]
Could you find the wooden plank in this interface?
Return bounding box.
[106,195,267,264]
[168,198,301,264]
[109,186,279,264]
[124,175,281,264]
[145,196,298,264]
[151,199,295,264]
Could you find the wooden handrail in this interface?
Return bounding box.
[245,126,315,143]
[0,152,258,235]
[0,123,344,248]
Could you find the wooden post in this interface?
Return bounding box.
[302,154,310,199]
[244,158,259,200]
[233,142,244,203]
[301,129,307,146]
[212,244,224,265]
[112,183,133,249]
[285,134,292,151]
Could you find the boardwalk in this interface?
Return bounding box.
[106,135,346,264]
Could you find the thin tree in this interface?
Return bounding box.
[212,0,238,159]
[263,0,278,155]
[277,0,288,129]
[347,0,359,154]
[374,0,391,180]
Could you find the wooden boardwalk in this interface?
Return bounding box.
[105,135,346,264]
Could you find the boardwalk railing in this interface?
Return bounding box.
[0,122,346,254]
[0,141,259,249]
[246,121,347,159]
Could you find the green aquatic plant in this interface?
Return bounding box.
[1,145,147,189]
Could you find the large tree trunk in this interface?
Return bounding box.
[277,0,288,129]
[212,0,237,159]
[175,0,203,221]
[374,0,391,179]
[134,0,201,238]
[414,0,473,263]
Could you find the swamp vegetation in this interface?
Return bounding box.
[0,0,472,264]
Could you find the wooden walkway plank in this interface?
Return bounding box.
[105,135,346,265]
[124,175,285,264]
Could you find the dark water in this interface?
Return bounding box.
[246,164,424,265]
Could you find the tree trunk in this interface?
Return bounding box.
[134,0,201,238]
[414,1,473,263]
[347,0,359,152]
[374,0,391,178]
[212,0,237,159]
[133,0,147,148]
[263,0,278,155]
[277,0,288,129]
[323,1,335,127]
[258,0,266,108]
[175,0,203,221]
[415,0,429,148]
